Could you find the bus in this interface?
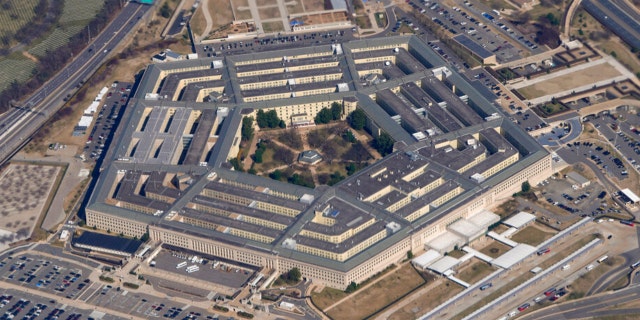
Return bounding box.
[631,261,640,269]
[597,255,608,263]
[621,220,635,227]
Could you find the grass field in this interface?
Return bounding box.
[0,0,39,42]
[0,58,37,92]
[598,40,640,76]
[388,279,463,320]
[478,240,512,258]
[29,26,85,57]
[28,0,104,58]
[567,256,622,300]
[310,287,348,310]
[262,21,284,32]
[510,224,556,246]
[326,264,425,319]
[517,63,622,99]
[456,260,496,284]
[59,0,104,24]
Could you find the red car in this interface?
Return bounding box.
[518,303,530,311]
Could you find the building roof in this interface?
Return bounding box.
[85,35,550,273]
[468,210,500,229]
[426,231,464,252]
[503,212,536,229]
[428,256,460,274]
[621,188,640,203]
[412,249,442,269]
[490,243,537,269]
[73,231,143,256]
[452,35,495,60]
[566,171,590,185]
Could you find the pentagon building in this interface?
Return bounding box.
[85,36,551,289]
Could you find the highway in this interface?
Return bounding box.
[520,283,640,320]
[582,0,640,50]
[0,2,151,165]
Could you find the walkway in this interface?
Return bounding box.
[199,0,214,41]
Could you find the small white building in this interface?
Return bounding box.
[426,231,464,254]
[491,244,537,269]
[412,250,442,270]
[427,256,460,275]
[566,171,590,188]
[503,212,536,229]
[620,188,640,204]
[279,301,295,311]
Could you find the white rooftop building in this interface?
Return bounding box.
[448,219,484,243]
[503,212,536,229]
[428,256,460,275]
[412,249,442,270]
[426,231,464,254]
[620,188,640,203]
[491,243,537,269]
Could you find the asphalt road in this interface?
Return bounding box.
[520,283,640,320]
[0,2,151,166]
[582,0,640,50]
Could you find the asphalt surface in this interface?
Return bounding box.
[582,0,640,50]
[536,117,582,146]
[408,0,524,63]
[520,282,640,320]
[0,2,151,166]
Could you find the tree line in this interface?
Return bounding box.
[0,0,124,114]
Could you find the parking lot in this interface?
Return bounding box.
[83,283,218,320]
[0,248,243,320]
[537,173,610,218]
[0,253,93,300]
[196,29,357,57]
[151,250,254,290]
[0,288,126,320]
[84,82,132,162]
[587,111,640,172]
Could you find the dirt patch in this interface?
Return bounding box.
[0,163,62,248]
[327,264,425,319]
[285,0,304,14]
[301,0,326,11]
[456,260,496,284]
[388,279,463,320]
[477,239,513,259]
[510,224,556,246]
[310,287,348,310]
[517,63,622,99]
[262,21,285,32]
[258,6,281,19]
[567,256,623,300]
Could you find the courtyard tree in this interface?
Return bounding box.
[348,109,367,130]
[241,116,254,142]
[373,132,394,156]
[256,110,282,128]
[521,181,531,193]
[314,108,333,124]
[287,267,301,282]
[330,102,343,120]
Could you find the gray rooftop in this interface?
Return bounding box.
[86,35,550,273]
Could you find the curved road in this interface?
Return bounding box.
[0,2,151,165]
